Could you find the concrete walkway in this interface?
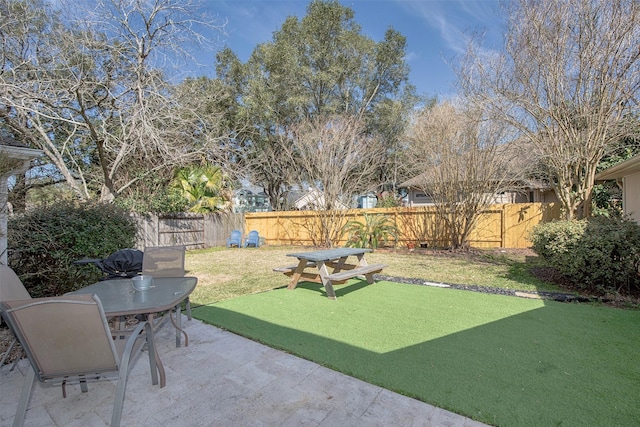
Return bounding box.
[1,318,488,426]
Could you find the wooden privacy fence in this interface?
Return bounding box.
[245,203,561,249]
[133,212,244,249]
[130,203,560,249]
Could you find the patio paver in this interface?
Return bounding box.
[1,318,488,426]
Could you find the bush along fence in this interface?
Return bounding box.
[245,203,561,249]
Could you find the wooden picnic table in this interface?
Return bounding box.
[273,248,387,300]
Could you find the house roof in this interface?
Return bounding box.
[398,172,551,191]
[293,188,349,210]
[595,154,640,181]
[0,136,42,179]
[397,173,425,189]
[398,140,544,190]
[0,136,42,160]
[0,136,28,148]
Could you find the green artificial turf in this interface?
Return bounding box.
[193,280,640,426]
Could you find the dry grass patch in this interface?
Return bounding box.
[185,245,560,307]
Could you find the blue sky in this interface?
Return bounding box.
[193,0,506,98]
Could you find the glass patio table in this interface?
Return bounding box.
[69,276,198,387]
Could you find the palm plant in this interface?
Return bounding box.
[341,213,400,249]
[170,165,231,213]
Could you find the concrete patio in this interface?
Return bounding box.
[1,317,488,426]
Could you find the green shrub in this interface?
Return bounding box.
[341,213,400,249]
[7,201,138,297]
[530,217,640,296]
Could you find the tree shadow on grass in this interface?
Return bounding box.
[193,283,640,426]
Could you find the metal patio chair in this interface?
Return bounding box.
[142,245,186,278]
[0,294,159,427]
[0,265,31,370]
[142,245,192,326]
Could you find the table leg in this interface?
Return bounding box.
[143,322,159,387]
[176,304,182,347]
[146,313,166,388]
[317,261,337,300]
[331,256,348,273]
[287,259,309,290]
[170,305,189,347]
[356,253,368,266]
[357,254,375,284]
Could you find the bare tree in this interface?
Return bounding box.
[0,0,228,203]
[404,101,521,250]
[284,115,384,247]
[457,0,640,219]
[214,0,414,210]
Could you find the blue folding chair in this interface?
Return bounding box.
[226,230,242,248]
[244,230,260,248]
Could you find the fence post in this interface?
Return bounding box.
[501,205,506,248]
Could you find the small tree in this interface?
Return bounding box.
[404,101,521,250]
[169,165,233,213]
[285,115,384,247]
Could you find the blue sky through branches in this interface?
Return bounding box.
[187,0,505,98]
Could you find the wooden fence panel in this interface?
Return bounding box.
[131,203,560,250]
[500,203,561,248]
[467,209,504,248]
[204,212,245,247]
[245,203,560,249]
[133,212,244,249]
[159,215,204,247]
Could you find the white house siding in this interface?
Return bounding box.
[624,171,640,223]
[595,154,640,225]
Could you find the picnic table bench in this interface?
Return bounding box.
[273,248,387,299]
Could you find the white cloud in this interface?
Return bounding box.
[397,0,500,54]
[404,51,419,62]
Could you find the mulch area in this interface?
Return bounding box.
[375,247,640,308]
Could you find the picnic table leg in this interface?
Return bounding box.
[330,256,349,273]
[318,261,337,300]
[287,259,309,290]
[357,254,375,284]
[356,253,369,267]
